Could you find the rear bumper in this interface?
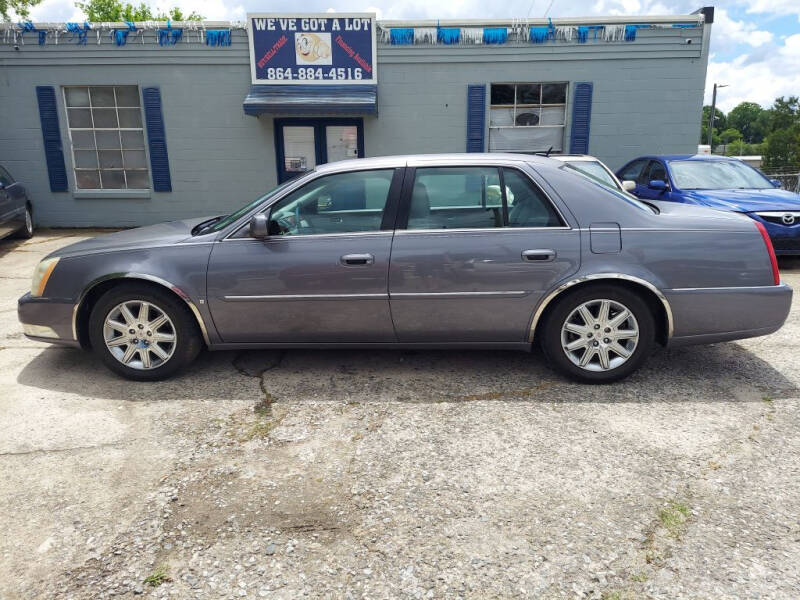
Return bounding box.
[665,283,792,346]
[17,292,80,347]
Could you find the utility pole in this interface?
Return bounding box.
[707,83,728,150]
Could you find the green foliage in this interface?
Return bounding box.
[1,0,42,20]
[75,0,202,21]
[727,102,766,143]
[763,125,800,169]
[700,105,727,149]
[719,128,742,144]
[724,140,765,157]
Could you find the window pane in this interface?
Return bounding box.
[118,108,142,128]
[100,170,126,188]
[489,107,514,126]
[619,160,646,182]
[67,108,92,128]
[503,168,563,228]
[95,130,121,150]
[115,86,140,107]
[489,126,563,152]
[65,87,90,107]
[125,170,150,189]
[71,130,96,149]
[74,150,98,169]
[123,150,147,168]
[517,84,541,104]
[90,87,116,107]
[92,108,119,128]
[542,83,567,104]
[540,106,565,125]
[408,167,502,230]
[268,169,395,236]
[490,84,515,105]
[121,130,145,149]
[515,110,540,126]
[99,150,123,168]
[76,170,101,189]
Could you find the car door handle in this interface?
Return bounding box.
[522,249,556,262]
[340,253,374,266]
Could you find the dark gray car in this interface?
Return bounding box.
[0,164,34,241]
[18,153,792,383]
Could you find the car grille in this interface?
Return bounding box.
[756,211,800,226]
[771,237,800,252]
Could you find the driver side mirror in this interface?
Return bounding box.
[622,180,636,192]
[249,213,269,239]
[770,179,782,188]
[648,179,668,191]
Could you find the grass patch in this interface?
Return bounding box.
[144,564,171,587]
[762,395,773,403]
[630,572,648,583]
[658,500,690,538]
[239,420,274,442]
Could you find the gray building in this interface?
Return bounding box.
[0,8,713,227]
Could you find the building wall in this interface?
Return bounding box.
[0,21,710,227]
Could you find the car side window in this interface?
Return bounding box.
[503,168,564,228]
[266,169,395,237]
[0,166,13,187]
[648,161,667,183]
[619,160,646,183]
[408,167,503,230]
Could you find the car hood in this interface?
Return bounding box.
[680,188,800,212]
[48,217,212,259]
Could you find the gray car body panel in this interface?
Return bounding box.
[18,153,793,351]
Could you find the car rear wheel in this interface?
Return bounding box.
[541,285,655,383]
[13,206,34,239]
[88,284,202,381]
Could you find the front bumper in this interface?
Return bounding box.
[748,213,800,255]
[17,292,80,347]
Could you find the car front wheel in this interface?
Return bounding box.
[14,206,34,239]
[541,285,655,383]
[88,284,202,381]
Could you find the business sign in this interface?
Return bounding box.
[247,13,377,85]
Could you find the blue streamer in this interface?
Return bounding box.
[624,24,651,42]
[66,21,91,45]
[112,29,130,46]
[38,30,47,45]
[482,27,507,44]
[577,26,589,43]
[671,23,698,28]
[125,21,136,30]
[437,26,460,44]
[205,29,231,47]
[19,20,35,32]
[389,27,413,45]
[530,18,555,43]
[158,22,183,46]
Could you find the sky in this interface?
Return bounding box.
[22,0,800,114]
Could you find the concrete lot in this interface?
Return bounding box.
[1,230,799,600]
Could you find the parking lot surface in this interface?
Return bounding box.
[1,230,799,599]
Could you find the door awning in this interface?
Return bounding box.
[243,84,378,116]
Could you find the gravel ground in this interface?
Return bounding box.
[1,230,799,600]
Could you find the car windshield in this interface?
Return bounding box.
[669,159,773,190]
[563,160,620,190]
[200,179,297,234]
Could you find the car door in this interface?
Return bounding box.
[206,167,403,343]
[388,162,580,343]
[634,160,673,201]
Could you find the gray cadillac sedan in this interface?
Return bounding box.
[18,153,792,383]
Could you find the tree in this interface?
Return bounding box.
[1,0,42,20]
[763,125,800,169]
[769,96,800,131]
[700,105,726,149]
[724,140,765,157]
[75,0,202,21]
[719,128,742,145]
[727,102,765,144]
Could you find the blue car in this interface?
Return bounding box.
[616,155,800,255]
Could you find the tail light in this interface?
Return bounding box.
[754,221,780,285]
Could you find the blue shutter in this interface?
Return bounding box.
[35,86,68,192]
[141,87,172,192]
[466,84,486,153]
[569,82,593,154]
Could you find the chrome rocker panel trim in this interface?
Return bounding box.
[71,273,212,346]
[528,273,675,343]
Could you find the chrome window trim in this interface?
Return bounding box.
[222,230,395,242]
[72,273,211,345]
[528,273,674,343]
[395,226,571,235]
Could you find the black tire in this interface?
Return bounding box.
[540,285,655,384]
[88,283,203,381]
[13,206,34,239]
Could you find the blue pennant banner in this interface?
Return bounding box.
[205,29,232,47]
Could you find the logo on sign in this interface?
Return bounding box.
[295,33,332,65]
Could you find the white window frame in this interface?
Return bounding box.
[488,82,569,153]
[62,85,151,191]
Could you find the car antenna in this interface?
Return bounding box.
[534,146,554,158]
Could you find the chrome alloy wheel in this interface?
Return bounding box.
[103,300,177,370]
[24,209,33,234]
[560,299,639,372]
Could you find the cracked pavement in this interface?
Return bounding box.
[1,231,799,599]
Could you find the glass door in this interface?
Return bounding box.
[275,119,364,183]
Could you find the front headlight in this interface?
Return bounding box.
[31,257,60,297]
